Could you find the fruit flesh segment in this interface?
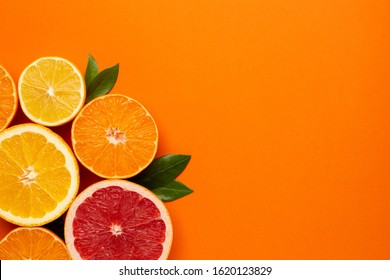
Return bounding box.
[0,68,16,130]
[73,95,157,178]
[0,132,71,218]
[20,59,82,123]
[0,228,70,260]
[73,186,166,259]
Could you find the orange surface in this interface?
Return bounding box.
[0,227,70,260]
[1,0,390,259]
[0,65,17,131]
[72,94,158,178]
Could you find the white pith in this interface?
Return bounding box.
[46,87,54,96]
[19,166,37,185]
[105,127,127,145]
[110,224,123,236]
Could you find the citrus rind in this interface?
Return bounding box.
[0,123,79,226]
[65,179,172,260]
[18,57,86,127]
[0,65,18,132]
[71,94,158,179]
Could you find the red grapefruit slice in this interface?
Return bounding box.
[64,180,173,260]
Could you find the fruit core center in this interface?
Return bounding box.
[19,167,37,185]
[110,224,123,236]
[47,87,54,96]
[106,127,127,145]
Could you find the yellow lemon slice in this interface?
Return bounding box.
[0,123,79,226]
[18,57,85,127]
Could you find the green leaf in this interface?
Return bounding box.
[131,154,191,189]
[85,54,99,88]
[151,180,193,202]
[86,63,119,102]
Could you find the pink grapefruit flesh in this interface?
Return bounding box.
[64,180,173,260]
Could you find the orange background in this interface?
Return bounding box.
[1,0,390,259]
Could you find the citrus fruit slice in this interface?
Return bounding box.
[0,65,18,131]
[0,123,79,226]
[18,57,86,126]
[0,227,71,259]
[71,94,158,178]
[65,180,172,260]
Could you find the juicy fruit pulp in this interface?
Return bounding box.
[18,57,85,126]
[72,94,158,178]
[0,66,17,131]
[73,187,165,259]
[0,124,79,226]
[65,180,172,260]
[0,227,70,260]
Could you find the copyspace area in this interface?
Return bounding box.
[1,0,390,260]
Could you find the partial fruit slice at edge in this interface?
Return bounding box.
[0,65,18,131]
[65,180,173,260]
[0,123,79,226]
[71,94,158,179]
[18,57,86,127]
[0,227,71,260]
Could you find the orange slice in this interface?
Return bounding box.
[0,123,79,226]
[65,180,172,260]
[0,65,18,131]
[71,94,158,178]
[0,227,71,259]
[18,57,86,126]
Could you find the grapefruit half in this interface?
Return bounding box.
[64,180,173,260]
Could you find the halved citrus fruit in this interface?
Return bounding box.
[18,57,85,126]
[0,123,79,226]
[0,227,71,259]
[0,65,18,131]
[71,94,158,178]
[65,180,172,260]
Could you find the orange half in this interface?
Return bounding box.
[0,227,71,260]
[71,94,158,178]
[0,65,18,131]
[0,124,80,226]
